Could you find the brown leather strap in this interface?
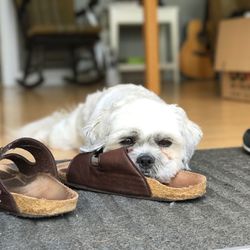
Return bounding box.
[0,137,58,213]
[0,182,18,214]
[0,137,57,177]
[67,147,152,197]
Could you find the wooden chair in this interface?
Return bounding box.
[14,0,103,88]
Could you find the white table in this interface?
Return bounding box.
[108,2,180,84]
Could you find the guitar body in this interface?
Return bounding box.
[180,19,214,79]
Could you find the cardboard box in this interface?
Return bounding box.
[215,18,250,101]
[208,0,250,52]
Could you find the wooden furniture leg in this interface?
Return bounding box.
[143,0,161,94]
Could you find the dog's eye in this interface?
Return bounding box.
[157,139,172,147]
[120,137,136,146]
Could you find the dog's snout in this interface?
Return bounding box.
[136,154,155,169]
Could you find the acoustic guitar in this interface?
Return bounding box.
[180,1,214,79]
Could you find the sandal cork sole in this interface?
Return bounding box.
[146,171,206,201]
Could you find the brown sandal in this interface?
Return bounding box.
[0,138,78,218]
[57,147,206,201]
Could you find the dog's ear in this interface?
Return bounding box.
[81,110,111,152]
[171,105,203,168]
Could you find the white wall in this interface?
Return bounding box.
[0,0,21,87]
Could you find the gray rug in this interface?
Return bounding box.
[1,147,250,250]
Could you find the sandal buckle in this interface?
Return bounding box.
[91,154,100,166]
[0,147,4,159]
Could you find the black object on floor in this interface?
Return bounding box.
[1,147,250,250]
[243,129,250,153]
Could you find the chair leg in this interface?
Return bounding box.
[17,47,44,89]
[70,47,78,82]
[90,46,99,72]
[64,47,79,84]
[65,45,103,85]
[90,46,104,80]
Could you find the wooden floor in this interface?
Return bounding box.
[1,80,250,154]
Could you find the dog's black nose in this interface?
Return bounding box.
[136,154,155,170]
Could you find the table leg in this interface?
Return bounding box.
[143,0,161,94]
[171,12,180,84]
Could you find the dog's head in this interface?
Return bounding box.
[83,99,202,183]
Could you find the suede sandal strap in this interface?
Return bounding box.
[0,179,18,213]
[66,147,152,197]
[0,138,59,214]
[0,138,79,217]
[0,137,58,177]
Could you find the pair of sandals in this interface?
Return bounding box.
[0,138,207,218]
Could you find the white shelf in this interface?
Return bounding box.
[108,3,180,83]
[118,63,175,72]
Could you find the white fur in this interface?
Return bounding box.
[17,84,202,183]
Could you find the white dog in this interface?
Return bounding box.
[18,84,202,183]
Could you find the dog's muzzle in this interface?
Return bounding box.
[136,153,155,175]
